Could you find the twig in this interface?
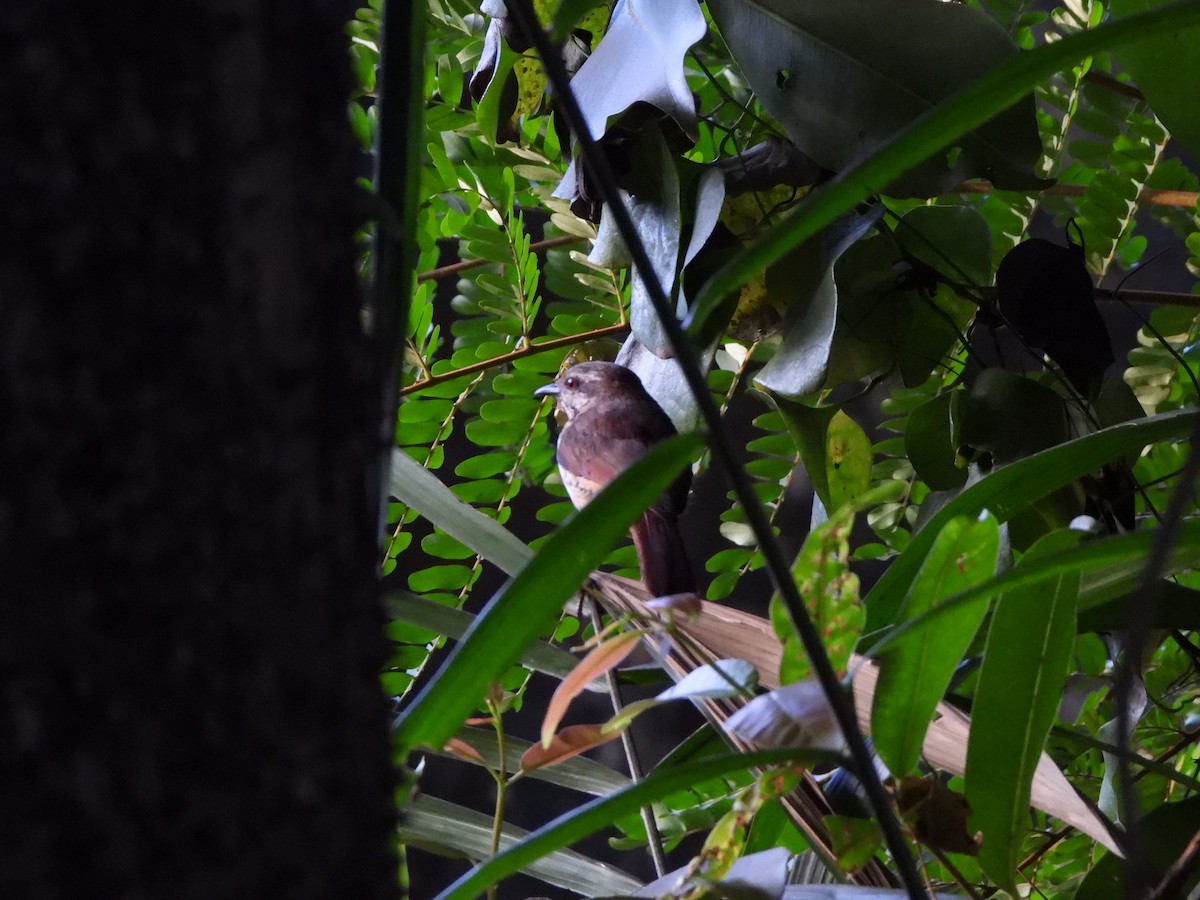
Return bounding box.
[587,605,667,877]
[399,323,628,396]
[507,4,929,897]
[1097,288,1200,309]
[416,235,586,283]
[1083,69,1145,102]
[955,180,1198,209]
[1143,826,1200,900]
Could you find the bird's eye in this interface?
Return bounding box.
[565,376,577,389]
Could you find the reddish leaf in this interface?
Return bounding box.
[442,737,486,766]
[541,629,643,747]
[521,722,626,772]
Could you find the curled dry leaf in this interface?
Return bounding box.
[541,629,643,747]
[521,722,626,772]
[894,774,980,856]
[442,736,486,766]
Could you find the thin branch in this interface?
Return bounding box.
[587,604,667,877]
[1083,69,1145,102]
[1097,288,1200,309]
[1144,827,1200,900]
[956,179,1199,209]
[416,234,586,283]
[507,4,929,897]
[399,323,628,396]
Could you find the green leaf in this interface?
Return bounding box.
[706,0,1044,196]
[773,398,838,510]
[864,407,1200,633]
[394,432,703,753]
[967,530,1080,893]
[400,794,643,897]
[825,410,872,511]
[1109,0,1200,160]
[388,448,532,577]
[872,513,1000,776]
[953,369,1069,466]
[905,393,966,491]
[385,592,585,687]
[867,521,1200,656]
[771,502,862,681]
[434,748,842,899]
[895,205,993,288]
[691,1,1200,324]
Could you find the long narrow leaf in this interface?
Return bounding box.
[865,407,1199,633]
[866,520,1200,658]
[401,794,642,896]
[967,531,1081,892]
[389,447,533,576]
[438,725,631,795]
[435,748,843,900]
[385,591,589,687]
[394,432,702,752]
[871,514,999,776]
[689,1,1200,333]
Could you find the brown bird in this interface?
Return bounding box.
[535,361,695,597]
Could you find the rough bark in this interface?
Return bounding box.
[0,3,398,897]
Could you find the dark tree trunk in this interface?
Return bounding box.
[0,3,398,897]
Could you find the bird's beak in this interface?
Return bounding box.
[533,382,559,398]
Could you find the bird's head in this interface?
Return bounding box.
[533,361,646,419]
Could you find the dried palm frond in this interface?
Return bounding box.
[587,572,1122,881]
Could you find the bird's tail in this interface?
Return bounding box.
[630,510,695,598]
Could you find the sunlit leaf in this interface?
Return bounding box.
[968,530,1080,892]
[872,513,999,776]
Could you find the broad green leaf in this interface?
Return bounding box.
[394,432,702,753]
[691,2,1200,325]
[865,407,1199,633]
[872,513,1000,776]
[773,398,838,510]
[824,815,885,871]
[895,205,993,288]
[389,447,533,576]
[707,0,1044,196]
[905,393,966,491]
[953,369,1069,466]
[400,794,642,897]
[434,748,842,899]
[967,530,1080,893]
[824,410,872,512]
[474,24,520,144]
[775,401,890,515]
[1109,0,1200,160]
[770,502,862,682]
